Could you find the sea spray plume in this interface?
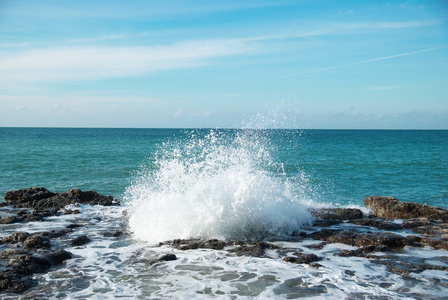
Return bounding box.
[125,129,312,244]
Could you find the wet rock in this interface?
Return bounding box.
[309,229,412,249]
[338,245,393,257]
[311,219,341,227]
[349,218,402,231]
[147,253,177,266]
[364,196,448,220]
[408,236,448,251]
[23,235,51,250]
[283,253,321,264]
[0,215,22,224]
[44,249,72,265]
[0,272,31,293]
[170,239,227,251]
[4,187,120,210]
[8,255,52,276]
[229,241,279,257]
[2,232,31,244]
[313,208,363,221]
[4,187,56,207]
[70,235,91,246]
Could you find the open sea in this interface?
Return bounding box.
[1,127,447,299]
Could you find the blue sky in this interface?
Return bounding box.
[0,0,447,129]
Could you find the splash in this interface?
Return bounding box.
[125,129,312,244]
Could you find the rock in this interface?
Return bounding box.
[170,239,226,251]
[2,232,31,244]
[23,235,51,250]
[229,241,279,257]
[159,254,177,261]
[309,229,412,249]
[364,196,448,220]
[8,255,52,275]
[147,253,177,266]
[283,253,321,264]
[70,235,91,246]
[4,187,120,210]
[4,187,56,207]
[0,272,31,293]
[44,249,72,265]
[349,218,402,230]
[0,215,22,224]
[313,208,363,221]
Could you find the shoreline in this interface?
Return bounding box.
[1,187,448,297]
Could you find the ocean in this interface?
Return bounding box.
[1,127,447,299]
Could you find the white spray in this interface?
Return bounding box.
[125,129,312,244]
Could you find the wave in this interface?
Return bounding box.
[125,129,313,244]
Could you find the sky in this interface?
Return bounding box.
[0,0,447,129]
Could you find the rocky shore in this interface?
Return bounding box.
[1,188,448,294]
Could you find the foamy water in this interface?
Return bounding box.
[125,129,313,244]
[2,204,447,299]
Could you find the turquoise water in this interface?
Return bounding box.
[1,127,447,208]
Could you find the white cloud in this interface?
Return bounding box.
[0,39,253,83]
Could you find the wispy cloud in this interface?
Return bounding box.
[0,39,254,83]
[363,86,414,91]
[282,45,448,77]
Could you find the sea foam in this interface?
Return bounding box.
[125,129,312,244]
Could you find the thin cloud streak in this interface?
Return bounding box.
[282,45,448,77]
[0,39,254,83]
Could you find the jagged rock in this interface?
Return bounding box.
[0,272,31,293]
[2,232,31,244]
[364,196,448,220]
[4,187,56,207]
[229,241,279,257]
[348,218,402,231]
[4,187,120,210]
[283,253,321,264]
[23,235,51,250]
[313,208,363,221]
[338,245,393,257]
[70,235,91,246]
[170,239,226,251]
[7,255,52,276]
[44,249,72,265]
[309,229,412,249]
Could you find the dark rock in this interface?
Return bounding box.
[2,232,31,244]
[283,253,321,264]
[4,187,120,210]
[229,241,279,257]
[0,215,23,224]
[159,253,177,261]
[4,187,56,207]
[338,246,393,257]
[349,218,402,230]
[304,242,328,250]
[0,272,31,293]
[170,239,226,251]
[313,208,363,221]
[312,219,342,227]
[44,249,72,265]
[70,235,91,246]
[147,253,177,266]
[309,229,412,249]
[23,235,51,250]
[364,196,448,220]
[8,255,51,275]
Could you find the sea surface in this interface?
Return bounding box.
[1,127,447,299]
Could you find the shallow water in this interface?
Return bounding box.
[1,205,448,299]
